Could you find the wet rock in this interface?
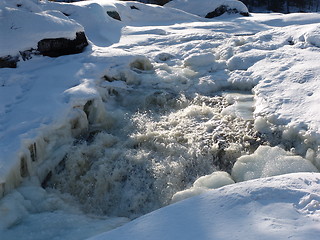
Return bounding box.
[37,31,88,57]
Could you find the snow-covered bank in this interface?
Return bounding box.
[89,173,320,240]
[1,0,320,239]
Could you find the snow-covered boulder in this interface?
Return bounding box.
[0,1,88,67]
[165,0,249,18]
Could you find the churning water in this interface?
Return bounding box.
[44,86,265,218]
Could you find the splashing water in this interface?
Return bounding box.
[45,90,264,218]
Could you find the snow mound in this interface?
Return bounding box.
[165,0,248,18]
[232,145,318,182]
[88,173,320,240]
[304,24,320,48]
[183,52,216,68]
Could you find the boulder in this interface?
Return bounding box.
[0,55,19,68]
[37,31,88,57]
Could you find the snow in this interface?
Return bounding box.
[89,173,320,240]
[1,0,320,239]
[0,0,84,56]
[305,25,320,47]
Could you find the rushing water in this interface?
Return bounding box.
[43,87,264,218]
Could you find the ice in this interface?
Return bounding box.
[231,145,318,182]
[221,92,254,120]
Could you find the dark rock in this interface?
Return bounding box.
[205,5,249,18]
[37,31,88,57]
[0,55,19,68]
[107,10,122,21]
[240,11,250,16]
[130,5,140,10]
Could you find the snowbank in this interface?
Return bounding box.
[88,173,320,240]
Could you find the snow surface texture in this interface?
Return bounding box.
[1,0,320,239]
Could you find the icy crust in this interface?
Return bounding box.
[0,0,84,56]
[89,173,320,240]
[165,0,248,17]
